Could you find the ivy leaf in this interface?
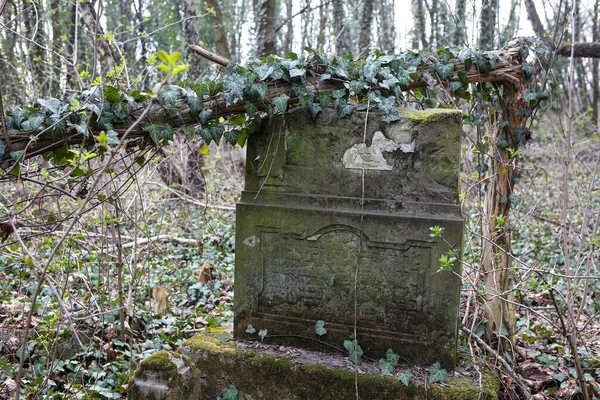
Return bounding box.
[105,86,121,103]
[523,89,538,102]
[344,339,363,366]
[508,194,521,206]
[10,108,27,127]
[219,384,238,400]
[10,150,23,161]
[349,81,366,96]
[332,89,346,99]
[185,89,203,114]
[159,85,180,105]
[457,71,468,86]
[289,68,306,78]
[258,329,268,342]
[377,96,400,123]
[397,370,413,386]
[317,94,332,108]
[224,129,238,145]
[245,324,256,334]
[272,94,290,113]
[223,73,247,100]
[245,103,258,118]
[433,62,454,79]
[215,332,228,343]
[309,105,322,120]
[363,60,381,83]
[335,100,354,119]
[449,81,462,93]
[253,83,268,99]
[38,98,66,116]
[21,113,44,131]
[320,73,332,81]
[106,130,120,145]
[199,109,213,125]
[428,362,448,384]
[254,64,275,80]
[0,140,6,159]
[396,68,410,86]
[315,320,327,336]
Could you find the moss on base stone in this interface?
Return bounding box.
[127,350,200,400]
[172,332,499,400]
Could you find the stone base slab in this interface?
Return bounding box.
[128,331,499,400]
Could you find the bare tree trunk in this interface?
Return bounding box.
[501,0,519,44]
[593,0,599,125]
[332,0,349,55]
[253,0,277,56]
[206,0,232,60]
[284,0,293,54]
[378,0,395,51]
[317,0,327,51]
[411,0,427,49]
[453,0,466,46]
[359,0,373,55]
[479,0,496,48]
[523,0,552,48]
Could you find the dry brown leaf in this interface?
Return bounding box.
[151,286,169,315]
[198,261,212,284]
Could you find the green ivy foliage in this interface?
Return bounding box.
[0,37,548,176]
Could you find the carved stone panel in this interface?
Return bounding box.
[234,107,464,367]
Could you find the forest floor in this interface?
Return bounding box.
[0,120,599,399]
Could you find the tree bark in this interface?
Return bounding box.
[453,0,466,46]
[482,82,529,344]
[479,0,497,49]
[359,0,373,55]
[254,0,277,56]
[523,0,552,48]
[411,0,428,49]
[206,0,232,60]
[283,0,293,54]
[593,0,599,125]
[332,0,349,55]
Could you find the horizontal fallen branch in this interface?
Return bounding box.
[2,45,531,164]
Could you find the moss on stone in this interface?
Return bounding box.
[139,350,178,372]
[401,108,462,124]
[173,331,498,400]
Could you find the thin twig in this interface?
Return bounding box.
[462,326,533,400]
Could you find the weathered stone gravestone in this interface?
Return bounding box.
[234,106,463,367]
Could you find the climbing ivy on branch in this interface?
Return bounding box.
[0,37,547,172]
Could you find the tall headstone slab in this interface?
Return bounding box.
[234,107,463,367]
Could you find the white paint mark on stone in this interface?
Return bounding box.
[342,131,400,170]
[243,235,258,247]
[400,140,415,153]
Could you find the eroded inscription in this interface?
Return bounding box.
[258,225,433,335]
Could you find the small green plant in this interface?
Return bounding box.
[438,250,457,271]
[156,50,190,78]
[378,348,400,374]
[344,339,363,366]
[215,332,228,343]
[315,320,327,337]
[397,369,413,386]
[245,324,256,334]
[217,384,239,400]
[428,362,448,384]
[429,225,444,238]
[258,329,268,342]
